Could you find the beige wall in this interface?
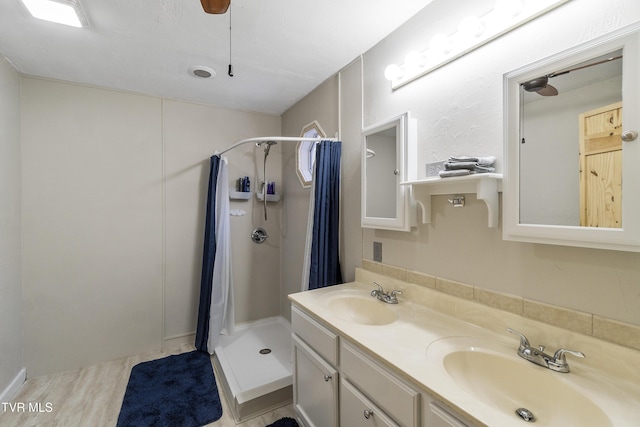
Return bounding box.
[21,78,165,376]
[162,99,281,338]
[284,0,640,328]
[280,77,340,320]
[0,57,23,397]
[21,78,281,376]
[338,59,364,284]
[358,0,640,326]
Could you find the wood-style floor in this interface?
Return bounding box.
[2,343,297,427]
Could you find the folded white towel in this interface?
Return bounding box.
[476,156,496,166]
[448,156,478,162]
[474,165,495,173]
[444,161,476,170]
[448,155,496,166]
[439,169,471,178]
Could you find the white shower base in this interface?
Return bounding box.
[212,316,293,422]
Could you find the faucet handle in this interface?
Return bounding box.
[553,348,585,363]
[507,328,531,350]
[388,289,402,303]
[371,282,384,296]
[550,348,585,373]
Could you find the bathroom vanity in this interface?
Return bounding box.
[289,268,640,426]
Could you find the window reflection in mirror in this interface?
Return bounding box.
[519,50,623,227]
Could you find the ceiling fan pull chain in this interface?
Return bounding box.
[228,5,234,77]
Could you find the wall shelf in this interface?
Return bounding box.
[229,190,252,200]
[256,192,281,202]
[401,173,503,228]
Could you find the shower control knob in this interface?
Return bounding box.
[323,374,332,382]
[621,130,638,142]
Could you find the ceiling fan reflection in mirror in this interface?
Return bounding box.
[522,54,622,96]
[200,0,230,14]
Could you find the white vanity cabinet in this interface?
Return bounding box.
[292,306,339,427]
[292,304,474,427]
[292,305,423,427]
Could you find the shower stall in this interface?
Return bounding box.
[199,136,339,422]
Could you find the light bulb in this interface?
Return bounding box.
[458,15,484,39]
[384,64,404,81]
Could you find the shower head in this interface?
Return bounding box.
[257,140,278,156]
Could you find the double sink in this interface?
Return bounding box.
[315,285,636,426]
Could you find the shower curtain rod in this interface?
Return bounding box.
[216,136,339,156]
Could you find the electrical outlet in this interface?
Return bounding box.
[373,241,382,262]
[426,161,445,177]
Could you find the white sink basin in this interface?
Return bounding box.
[428,337,612,426]
[322,290,398,325]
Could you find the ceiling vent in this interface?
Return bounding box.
[189,66,215,79]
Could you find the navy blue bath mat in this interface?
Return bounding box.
[267,417,299,427]
[116,350,222,427]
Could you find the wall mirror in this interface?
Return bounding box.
[503,23,640,251]
[361,112,417,231]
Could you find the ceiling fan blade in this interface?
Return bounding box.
[200,0,230,14]
[537,84,558,96]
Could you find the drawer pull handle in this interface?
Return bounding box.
[364,409,374,419]
[323,374,332,382]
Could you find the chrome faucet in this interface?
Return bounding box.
[371,282,402,304]
[507,328,585,373]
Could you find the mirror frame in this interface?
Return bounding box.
[503,23,640,251]
[361,112,417,231]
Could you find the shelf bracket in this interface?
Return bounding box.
[476,177,499,228]
[411,185,433,224]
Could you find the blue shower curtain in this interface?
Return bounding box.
[195,155,234,353]
[308,140,343,290]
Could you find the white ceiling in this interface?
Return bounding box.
[0,0,433,115]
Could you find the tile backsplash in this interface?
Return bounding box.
[362,259,640,352]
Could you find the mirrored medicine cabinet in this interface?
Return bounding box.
[361,112,417,231]
[503,23,640,251]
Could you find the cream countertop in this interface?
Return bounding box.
[289,270,640,426]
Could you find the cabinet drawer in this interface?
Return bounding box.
[341,379,399,427]
[341,341,419,427]
[292,305,339,366]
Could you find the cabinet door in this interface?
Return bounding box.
[341,379,399,427]
[293,335,339,427]
[579,102,623,228]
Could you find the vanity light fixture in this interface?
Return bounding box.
[20,0,87,28]
[384,0,570,89]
